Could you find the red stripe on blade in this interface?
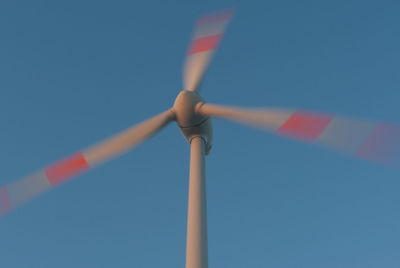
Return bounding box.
[0,186,12,217]
[45,152,90,186]
[354,123,400,165]
[187,34,222,55]
[275,111,333,142]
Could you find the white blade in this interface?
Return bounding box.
[197,103,400,166]
[0,109,175,218]
[183,8,234,92]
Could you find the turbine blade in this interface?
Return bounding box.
[197,103,400,166]
[0,109,175,218]
[183,8,234,92]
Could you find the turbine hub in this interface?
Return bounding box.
[173,90,213,154]
[173,90,206,127]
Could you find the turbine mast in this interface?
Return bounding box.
[186,136,208,268]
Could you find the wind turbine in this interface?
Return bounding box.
[1,8,399,268]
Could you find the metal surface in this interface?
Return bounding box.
[186,136,208,268]
[173,90,213,154]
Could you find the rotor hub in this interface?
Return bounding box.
[173,90,213,154]
[173,90,206,127]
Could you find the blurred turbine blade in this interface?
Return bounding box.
[0,109,175,218]
[183,8,234,92]
[197,103,400,166]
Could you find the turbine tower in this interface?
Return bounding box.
[0,8,399,268]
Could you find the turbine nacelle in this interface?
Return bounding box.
[173,90,213,155]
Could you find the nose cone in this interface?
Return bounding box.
[173,90,213,155]
[173,90,206,128]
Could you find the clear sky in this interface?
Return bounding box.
[1,0,400,267]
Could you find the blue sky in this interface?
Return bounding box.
[1,0,400,267]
